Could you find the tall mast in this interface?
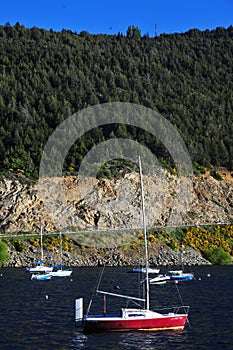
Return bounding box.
[60,232,63,269]
[138,156,150,310]
[40,226,43,261]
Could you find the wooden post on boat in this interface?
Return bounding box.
[104,294,106,316]
[75,298,83,326]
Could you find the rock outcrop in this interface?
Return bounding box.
[6,240,211,268]
[0,170,232,234]
[0,169,232,267]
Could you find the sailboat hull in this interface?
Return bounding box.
[50,270,72,277]
[167,270,194,280]
[27,266,53,273]
[82,314,188,332]
[169,275,194,281]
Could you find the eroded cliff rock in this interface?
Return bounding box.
[0,170,232,234]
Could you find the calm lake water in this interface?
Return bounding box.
[0,265,232,349]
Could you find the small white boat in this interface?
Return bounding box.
[27,263,53,273]
[49,269,72,277]
[26,227,53,273]
[50,233,73,278]
[132,267,160,274]
[149,274,171,285]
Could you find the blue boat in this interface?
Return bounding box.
[167,270,194,280]
[31,273,52,281]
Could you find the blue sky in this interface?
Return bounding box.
[0,0,233,36]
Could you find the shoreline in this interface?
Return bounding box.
[5,241,211,268]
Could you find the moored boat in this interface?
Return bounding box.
[49,233,73,278]
[167,270,194,281]
[31,273,52,281]
[50,269,72,277]
[26,227,53,273]
[27,263,53,273]
[132,267,160,274]
[149,274,171,285]
[75,156,190,332]
[77,303,189,332]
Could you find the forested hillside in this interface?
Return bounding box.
[0,23,233,178]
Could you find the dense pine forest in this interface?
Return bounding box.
[0,23,233,178]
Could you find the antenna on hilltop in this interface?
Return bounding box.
[155,23,158,37]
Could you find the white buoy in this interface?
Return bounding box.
[45,294,49,300]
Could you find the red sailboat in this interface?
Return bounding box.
[75,156,189,332]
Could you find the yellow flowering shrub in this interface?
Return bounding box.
[144,225,233,256]
[182,225,233,255]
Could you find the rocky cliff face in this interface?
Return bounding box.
[1,170,232,267]
[0,169,232,235]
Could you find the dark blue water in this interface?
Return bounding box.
[0,265,232,349]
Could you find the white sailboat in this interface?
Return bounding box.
[75,156,190,332]
[49,233,72,277]
[26,227,53,273]
[149,274,171,285]
[132,267,160,274]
